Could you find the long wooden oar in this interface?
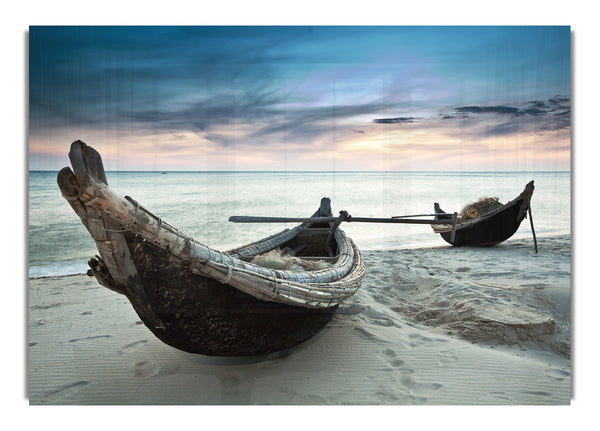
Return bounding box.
[229,214,455,225]
[391,213,442,218]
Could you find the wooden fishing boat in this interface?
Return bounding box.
[57,141,364,356]
[432,181,535,247]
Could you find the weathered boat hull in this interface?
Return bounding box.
[434,181,534,247]
[58,140,363,356]
[117,232,338,355]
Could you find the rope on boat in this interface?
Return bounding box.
[102,199,141,233]
[148,218,163,242]
[287,279,293,302]
[62,193,82,201]
[173,227,180,248]
[269,278,280,301]
[218,264,233,284]
[125,200,140,230]
[189,239,209,266]
[327,283,336,307]
[84,196,100,206]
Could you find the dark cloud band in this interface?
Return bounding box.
[372,117,418,124]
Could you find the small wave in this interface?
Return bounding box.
[29,260,90,279]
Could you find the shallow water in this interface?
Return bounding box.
[28,170,569,277]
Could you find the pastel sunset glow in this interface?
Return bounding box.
[29,26,571,171]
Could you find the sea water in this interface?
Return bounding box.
[28,171,570,278]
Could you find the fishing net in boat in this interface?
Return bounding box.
[251,248,332,272]
[458,197,503,221]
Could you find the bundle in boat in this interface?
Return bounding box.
[250,248,332,272]
[432,181,535,247]
[457,197,504,222]
[57,140,365,356]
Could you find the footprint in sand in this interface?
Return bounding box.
[407,333,451,348]
[400,374,444,393]
[373,390,403,403]
[362,307,399,327]
[379,348,405,369]
[380,348,396,357]
[134,361,161,378]
[219,372,242,396]
[371,317,396,327]
[406,333,432,347]
[521,390,552,398]
[30,303,64,310]
[118,340,149,354]
[41,380,90,403]
[545,368,570,381]
[354,327,390,344]
[490,391,511,401]
[336,303,365,316]
[371,348,442,403]
[280,386,329,404]
[437,350,459,366]
[68,334,111,343]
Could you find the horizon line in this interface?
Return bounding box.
[29,169,572,173]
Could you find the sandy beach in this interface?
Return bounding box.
[27,234,570,405]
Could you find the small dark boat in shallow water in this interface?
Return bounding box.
[57,141,364,356]
[433,181,535,247]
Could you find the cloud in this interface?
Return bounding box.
[451,97,569,119]
[441,96,570,137]
[455,106,519,115]
[372,117,419,124]
[123,92,393,150]
[485,122,521,136]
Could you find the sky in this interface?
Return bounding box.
[28,26,571,171]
